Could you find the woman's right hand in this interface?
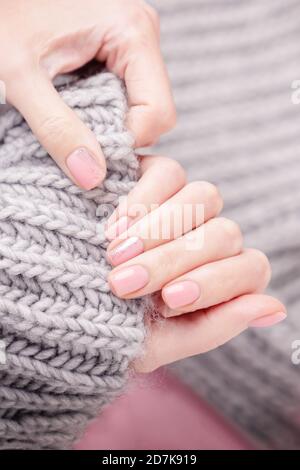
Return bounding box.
[105,157,287,372]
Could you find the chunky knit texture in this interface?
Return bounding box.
[149,0,300,450]
[0,70,146,449]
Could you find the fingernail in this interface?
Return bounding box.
[249,311,287,328]
[109,265,149,296]
[163,280,200,310]
[66,147,103,190]
[105,216,131,241]
[107,236,144,266]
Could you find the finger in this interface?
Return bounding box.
[108,217,242,299]
[9,70,106,190]
[125,39,176,147]
[162,249,271,316]
[99,9,176,147]
[144,4,161,37]
[107,181,223,264]
[105,156,186,240]
[135,294,287,372]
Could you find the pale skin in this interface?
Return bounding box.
[0,1,286,373]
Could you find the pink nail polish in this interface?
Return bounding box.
[249,311,287,328]
[107,237,144,266]
[105,216,131,241]
[66,147,103,190]
[109,265,149,296]
[163,280,200,309]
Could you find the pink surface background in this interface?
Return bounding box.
[76,370,253,450]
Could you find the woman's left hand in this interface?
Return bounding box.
[105,156,287,372]
[0,0,174,189]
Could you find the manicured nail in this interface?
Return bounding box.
[105,216,131,241]
[249,311,287,328]
[109,265,149,296]
[163,280,200,310]
[107,236,144,266]
[66,147,103,190]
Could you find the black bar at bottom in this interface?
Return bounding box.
[0,449,285,466]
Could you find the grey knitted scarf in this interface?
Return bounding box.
[0,70,146,449]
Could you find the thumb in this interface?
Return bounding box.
[9,71,106,190]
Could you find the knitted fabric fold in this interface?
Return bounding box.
[0,70,146,449]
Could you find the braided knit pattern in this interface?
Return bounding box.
[0,70,146,449]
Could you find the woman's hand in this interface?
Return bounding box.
[0,0,174,189]
[105,157,287,372]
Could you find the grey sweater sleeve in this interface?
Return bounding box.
[0,70,146,449]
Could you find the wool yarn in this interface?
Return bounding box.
[0,70,146,449]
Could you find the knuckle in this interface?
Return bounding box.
[185,180,207,195]
[217,217,243,250]
[221,217,241,239]
[166,105,177,130]
[249,249,272,287]
[203,182,223,210]
[119,3,155,44]
[145,5,160,28]
[157,247,174,271]
[120,25,145,46]
[158,157,186,184]
[152,102,177,134]
[36,115,71,145]
[141,104,176,145]
[186,181,223,207]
